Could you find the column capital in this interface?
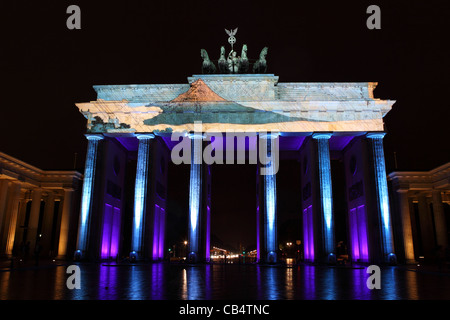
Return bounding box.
[312,132,333,140]
[32,186,42,192]
[85,134,104,141]
[188,132,206,139]
[45,191,56,198]
[259,132,280,139]
[366,132,386,139]
[135,133,155,140]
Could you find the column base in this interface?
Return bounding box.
[187,252,198,263]
[74,249,84,261]
[266,251,277,264]
[129,251,138,262]
[327,253,337,265]
[387,253,397,265]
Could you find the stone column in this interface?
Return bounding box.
[204,164,212,263]
[152,205,161,260]
[187,133,203,263]
[57,188,74,259]
[1,182,21,257]
[14,197,29,248]
[367,132,396,263]
[205,204,210,262]
[130,133,154,260]
[432,190,447,250]
[75,134,103,259]
[27,188,43,250]
[260,132,279,263]
[41,192,55,257]
[0,180,10,243]
[256,165,261,263]
[312,133,335,263]
[418,193,434,258]
[158,207,166,260]
[397,190,415,263]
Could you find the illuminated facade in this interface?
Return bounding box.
[0,152,82,259]
[388,163,450,263]
[73,74,402,264]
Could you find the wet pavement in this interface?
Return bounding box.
[1,261,450,300]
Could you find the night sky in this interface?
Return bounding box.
[2,1,449,250]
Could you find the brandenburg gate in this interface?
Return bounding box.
[74,70,397,264]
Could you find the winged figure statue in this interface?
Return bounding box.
[225,27,238,49]
[225,28,238,37]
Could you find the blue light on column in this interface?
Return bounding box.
[131,134,154,258]
[313,133,335,259]
[76,134,103,256]
[367,133,395,260]
[188,133,203,262]
[260,132,279,263]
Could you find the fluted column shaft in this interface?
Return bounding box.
[130,134,154,259]
[27,188,42,249]
[367,133,395,262]
[313,133,335,261]
[1,182,21,256]
[57,188,74,258]
[188,133,203,262]
[0,180,10,241]
[432,190,448,250]
[41,192,55,257]
[76,134,103,258]
[260,132,279,263]
[397,190,415,263]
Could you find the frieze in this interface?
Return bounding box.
[77,75,394,133]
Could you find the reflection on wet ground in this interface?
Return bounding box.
[1,263,449,300]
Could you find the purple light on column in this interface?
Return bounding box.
[349,207,360,261]
[303,205,314,261]
[358,205,369,261]
[256,205,260,262]
[303,208,309,259]
[158,207,165,259]
[206,205,211,262]
[308,207,314,260]
[101,204,113,259]
[110,207,121,258]
[153,204,160,260]
[101,204,121,259]
[349,205,369,262]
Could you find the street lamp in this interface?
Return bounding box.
[183,241,188,259]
